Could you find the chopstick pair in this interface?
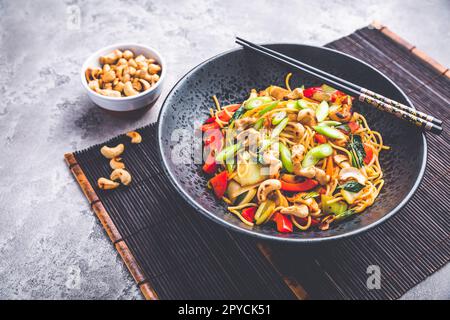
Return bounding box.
[235,37,443,134]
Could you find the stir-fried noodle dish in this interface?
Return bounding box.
[201,74,388,233]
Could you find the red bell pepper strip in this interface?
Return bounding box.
[210,171,228,198]
[302,87,321,99]
[280,179,319,192]
[203,128,223,149]
[204,134,216,147]
[202,152,217,175]
[272,212,293,233]
[347,121,360,133]
[318,187,327,195]
[363,144,374,164]
[201,122,219,132]
[314,133,327,144]
[204,117,216,124]
[241,207,257,223]
[216,104,241,122]
[202,128,223,175]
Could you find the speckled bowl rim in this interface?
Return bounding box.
[157,43,427,243]
[80,43,166,101]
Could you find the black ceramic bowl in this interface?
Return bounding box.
[158,44,426,242]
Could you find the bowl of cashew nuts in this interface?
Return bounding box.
[81,43,166,111]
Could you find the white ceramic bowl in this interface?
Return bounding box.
[81,43,166,112]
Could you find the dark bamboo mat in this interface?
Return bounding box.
[70,130,298,300]
[66,23,450,300]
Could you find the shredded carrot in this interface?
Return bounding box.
[326,156,334,177]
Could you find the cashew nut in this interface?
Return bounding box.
[100,143,124,159]
[285,122,305,141]
[339,167,367,185]
[297,109,317,127]
[128,58,138,69]
[334,154,350,168]
[123,50,134,60]
[126,131,142,144]
[110,157,125,170]
[117,58,128,66]
[113,81,125,93]
[110,169,132,186]
[257,179,282,203]
[291,144,306,164]
[135,54,146,63]
[96,88,121,97]
[85,67,101,81]
[148,63,161,75]
[123,81,139,96]
[139,79,151,91]
[86,49,161,97]
[287,194,321,215]
[286,88,303,100]
[132,78,142,91]
[100,49,123,65]
[294,166,330,185]
[262,149,282,178]
[98,177,120,190]
[280,204,309,218]
[101,69,116,83]
[88,79,100,91]
[268,86,290,100]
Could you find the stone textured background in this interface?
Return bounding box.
[0,0,449,299]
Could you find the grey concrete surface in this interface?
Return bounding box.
[0,0,449,300]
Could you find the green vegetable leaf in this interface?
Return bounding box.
[338,181,365,193]
[302,191,320,200]
[347,134,366,168]
[334,209,356,221]
[229,106,245,124]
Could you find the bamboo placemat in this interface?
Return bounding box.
[66,23,450,300]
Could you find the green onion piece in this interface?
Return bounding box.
[258,101,279,116]
[302,143,333,168]
[253,118,265,130]
[286,101,299,110]
[255,200,276,225]
[318,120,341,126]
[313,125,346,140]
[279,142,294,173]
[215,143,240,163]
[272,111,287,125]
[321,195,348,216]
[315,101,329,122]
[229,106,245,124]
[302,191,320,200]
[297,99,317,110]
[271,118,289,138]
[244,97,272,110]
[334,209,356,221]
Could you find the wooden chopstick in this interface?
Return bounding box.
[235,38,443,135]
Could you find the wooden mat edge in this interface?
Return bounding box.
[371,21,450,78]
[64,152,159,300]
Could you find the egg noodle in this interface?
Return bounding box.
[202,74,388,232]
